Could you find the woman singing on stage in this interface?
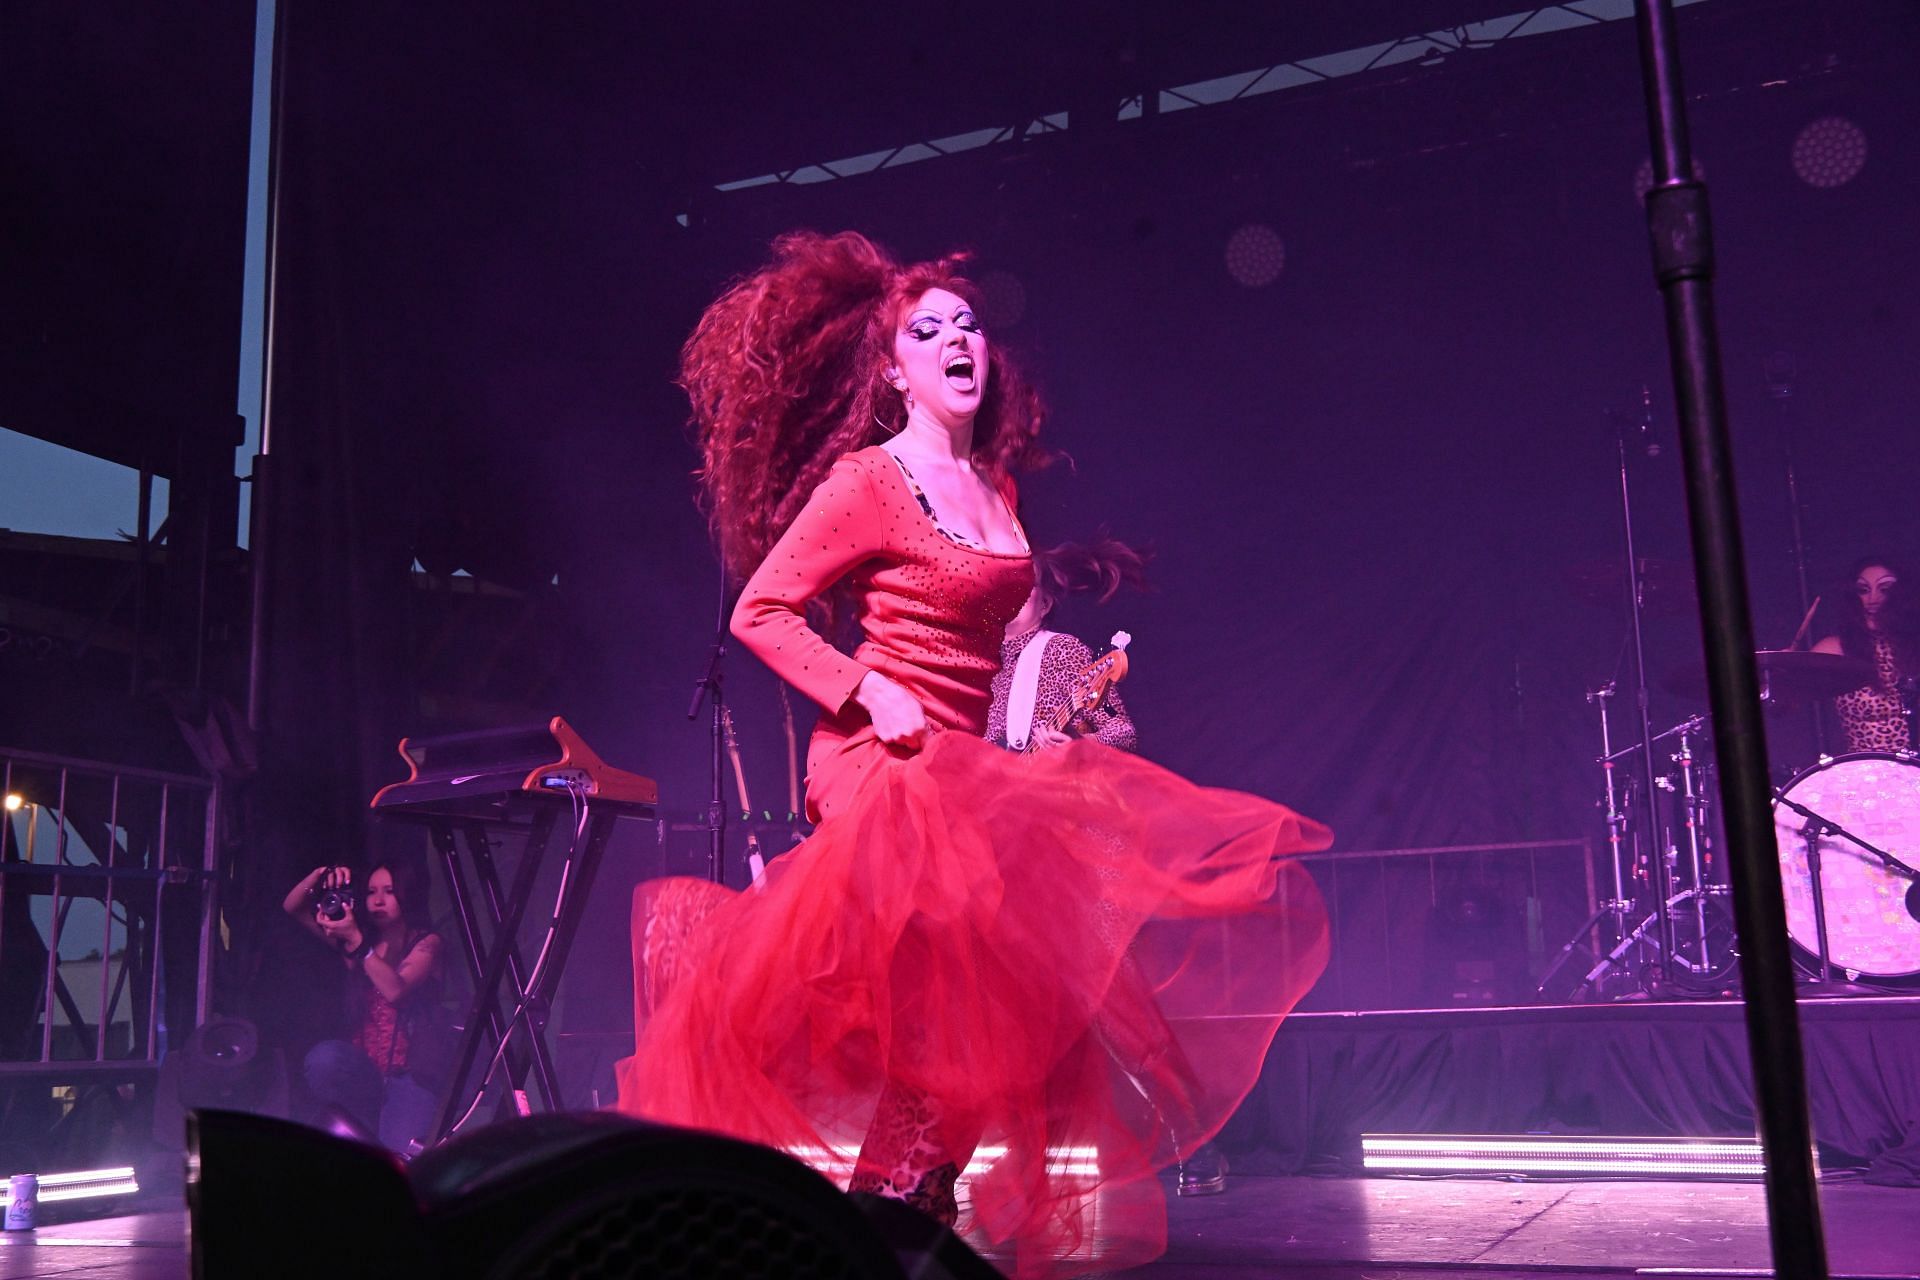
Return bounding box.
[616,231,1330,1275]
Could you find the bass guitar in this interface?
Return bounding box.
[1025,631,1132,752]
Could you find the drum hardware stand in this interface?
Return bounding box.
[1900,677,1920,752]
[1579,884,1735,994]
[1536,683,1640,998]
[1773,789,1919,994]
[1546,711,1733,999]
[1658,716,1717,974]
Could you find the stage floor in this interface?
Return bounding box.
[11,1173,1915,1280]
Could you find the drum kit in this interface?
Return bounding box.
[1541,555,1920,1000]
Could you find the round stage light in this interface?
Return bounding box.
[1225,224,1285,288]
[1792,115,1867,188]
[978,269,1027,328]
[3,794,22,812]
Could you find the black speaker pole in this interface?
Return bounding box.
[1632,5,1827,1277]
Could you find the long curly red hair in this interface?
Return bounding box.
[682,230,1048,579]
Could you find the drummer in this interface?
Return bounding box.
[1812,557,1919,752]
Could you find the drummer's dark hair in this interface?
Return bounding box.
[1833,555,1920,675]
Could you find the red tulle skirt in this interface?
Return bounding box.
[615,730,1330,1277]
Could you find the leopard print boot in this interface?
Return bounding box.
[849,1082,963,1227]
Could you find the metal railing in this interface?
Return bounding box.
[0,745,219,1074]
[1293,838,1596,1011]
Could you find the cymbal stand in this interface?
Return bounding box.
[1534,682,1641,997]
[1657,715,1725,978]
[1560,714,1732,997]
[1594,683,1636,916]
[1766,352,1830,754]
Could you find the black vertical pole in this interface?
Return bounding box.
[709,558,727,885]
[1632,5,1828,1278]
[687,555,730,885]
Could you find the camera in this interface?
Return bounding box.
[309,882,356,923]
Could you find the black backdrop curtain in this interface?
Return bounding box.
[243,0,1920,1049]
[1225,1003,1920,1185]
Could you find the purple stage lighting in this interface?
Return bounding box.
[1225,224,1285,288]
[1792,115,1867,188]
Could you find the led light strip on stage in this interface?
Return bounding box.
[789,1145,1103,1182]
[0,1166,141,1204]
[1360,1134,1802,1179]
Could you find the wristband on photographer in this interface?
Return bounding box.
[347,937,374,962]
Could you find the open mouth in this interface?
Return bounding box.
[943,354,977,390]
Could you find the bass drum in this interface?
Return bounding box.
[1773,752,1920,981]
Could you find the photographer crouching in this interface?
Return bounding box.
[282,862,447,1152]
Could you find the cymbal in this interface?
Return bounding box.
[1754,650,1875,699]
[1665,650,1875,701]
[1564,557,1696,618]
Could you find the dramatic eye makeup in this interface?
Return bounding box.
[903,306,984,341]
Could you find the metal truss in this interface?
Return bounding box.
[706,0,1713,198]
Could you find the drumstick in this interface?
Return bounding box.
[1788,595,1821,650]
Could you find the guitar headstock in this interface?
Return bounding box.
[1067,636,1132,713]
[1029,630,1137,750]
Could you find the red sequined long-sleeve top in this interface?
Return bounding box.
[729,446,1034,821]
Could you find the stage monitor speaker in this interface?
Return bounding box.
[413,1111,906,1279]
[187,1108,428,1280]
[153,1017,288,1149]
[190,1107,1006,1278]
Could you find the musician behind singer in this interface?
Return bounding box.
[1812,556,1920,753]
[986,538,1144,753]
[982,538,1235,1196]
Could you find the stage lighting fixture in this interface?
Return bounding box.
[0,1166,140,1205]
[1360,1133,1804,1179]
[1225,224,1285,288]
[1792,116,1867,188]
[3,793,22,811]
[152,1016,288,1148]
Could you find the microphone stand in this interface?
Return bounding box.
[1771,790,1917,994]
[1611,406,1682,988]
[686,558,733,884]
[1767,353,1829,754]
